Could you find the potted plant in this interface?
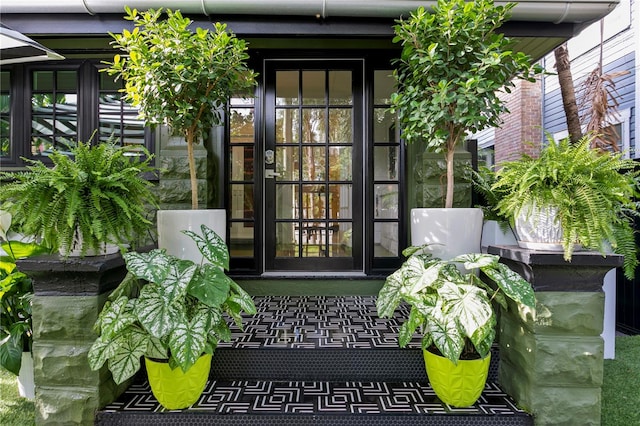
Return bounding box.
[0,211,49,399]
[0,141,158,257]
[493,134,640,279]
[104,7,258,261]
[471,166,517,252]
[390,0,542,258]
[88,224,256,410]
[376,246,535,407]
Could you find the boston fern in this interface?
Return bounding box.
[376,248,535,363]
[88,225,256,384]
[493,135,640,279]
[0,141,158,256]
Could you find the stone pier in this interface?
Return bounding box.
[17,253,129,425]
[489,246,622,426]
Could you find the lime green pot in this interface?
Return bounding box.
[145,353,212,410]
[423,349,490,407]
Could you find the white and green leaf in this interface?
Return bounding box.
[135,284,181,338]
[123,249,172,283]
[168,310,208,372]
[107,329,150,384]
[182,225,229,270]
[484,263,535,308]
[438,281,492,339]
[188,265,231,307]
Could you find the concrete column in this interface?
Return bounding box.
[17,254,130,425]
[488,246,623,426]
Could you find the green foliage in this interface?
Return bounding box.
[88,225,256,384]
[0,141,159,257]
[104,7,257,208]
[376,249,535,363]
[391,0,542,207]
[493,135,640,279]
[602,336,640,426]
[0,212,50,376]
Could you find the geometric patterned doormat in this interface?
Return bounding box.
[101,379,528,416]
[217,295,421,349]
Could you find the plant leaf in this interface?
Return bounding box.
[188,264,231,307]
[124,249,172,283]
[182,225,229,270]
[483,263,535,308]
[107,329,150,384]
[168,309,209,372]
[438,281,492,340]
[135,284,181,338]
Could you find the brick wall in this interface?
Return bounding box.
[495,79,543,165]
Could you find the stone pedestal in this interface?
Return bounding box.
[488,246,622,426]
[17,253,130,425]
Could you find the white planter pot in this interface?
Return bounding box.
[157,209,226,263]
[514,204,580,252]
[59,229,120,257]
[411,208,484,260]
[18,352,34,400]
[481,220,517,253]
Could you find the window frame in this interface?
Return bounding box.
[0,61,155,169]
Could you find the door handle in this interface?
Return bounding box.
[265,169,281,179]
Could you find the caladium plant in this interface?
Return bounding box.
[376,247,535,363]
[88,224,256,384]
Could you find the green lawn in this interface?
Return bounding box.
[0,335,638,425]
[0,369,35,426]
[602,335,640,426]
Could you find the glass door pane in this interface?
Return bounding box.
[265,61,362,271]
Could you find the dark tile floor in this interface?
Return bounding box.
[100,296,529,420]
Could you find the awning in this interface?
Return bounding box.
[0,23,65,65]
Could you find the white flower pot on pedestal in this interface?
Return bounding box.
[157,209,226,263]
[411,208,484,260]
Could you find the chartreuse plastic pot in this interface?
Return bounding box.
[423,349,491,407]
[145,353,212,409]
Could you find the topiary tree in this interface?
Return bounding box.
[391,0,542,208]
[105,7,257,209]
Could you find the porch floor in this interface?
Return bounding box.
[95,296,532,425]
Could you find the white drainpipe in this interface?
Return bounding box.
[0,0,620,24]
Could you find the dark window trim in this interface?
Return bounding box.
[1,60,155,169]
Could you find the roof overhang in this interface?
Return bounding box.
[0,0,620,23]
[0,0,620,62]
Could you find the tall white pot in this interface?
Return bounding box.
[157,209,226,263]
[411,208,484,260]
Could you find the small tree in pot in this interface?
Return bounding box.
[391,0,542,208]
[105,7,257,210]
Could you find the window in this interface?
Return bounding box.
[228,94,256,265]
[553,108,631,158]
[0,71,9,159]
[372,70,400,260]
[31,69,78,156]
[0,62,152,168]
[98,72,147,153]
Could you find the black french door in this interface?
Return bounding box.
[263,60,363,271]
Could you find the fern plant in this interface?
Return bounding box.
[493,134,640,279]
[0,141,159,256]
